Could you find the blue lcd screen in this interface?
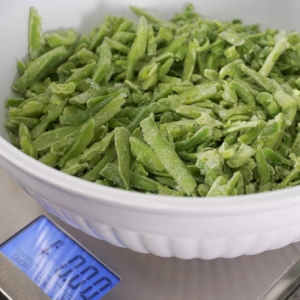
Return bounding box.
[0,216,121,300]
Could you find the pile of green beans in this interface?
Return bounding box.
[5,5,300,197]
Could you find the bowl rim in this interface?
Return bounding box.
[1,136,299,216]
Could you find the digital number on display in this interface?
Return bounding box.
[0,216,121,300]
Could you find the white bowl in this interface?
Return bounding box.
[1,0,300,260]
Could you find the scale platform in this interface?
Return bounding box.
[2,166,300,300]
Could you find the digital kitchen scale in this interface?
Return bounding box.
[2,166,300,300]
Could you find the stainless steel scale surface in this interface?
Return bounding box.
[2,166,300,300]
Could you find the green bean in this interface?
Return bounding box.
[130,6,164,24]
[138,63,158,81]
[277,160,300,189]
[68,48,98,66]
[65,62,96,84]
[9,100,47,118]
[175,126,211,151]
[58,119,95,168]
[48,82,76,97]
[219,104,256,121]
[33,126,77,151]
[69,88,100,106]
[92,42,112,84]
[163,119,200,138]
[147,25,156,55]
[197,112,223,129]
[177,151,197,164]
[131,161,149,177]
[160,83,219,107]
[219,59,244,79]
[19,123,37,159]
[127,103,158,133]
[273,91,298,127]
[255,145,270,188]
[113,32,136,44]
[206,52,219,71]
[240,64,280,93]
[207,172,242,197]
[115,127,131,189]
[87,88,130,107]
[113,20,134,36]
[259,36,289,77]
[256,113,285,149]
[81,131,114,162]
[263,148,293,166]
[48,96,68,122]
[126,16,148,80]
[218,143,237,160]
[157,58,174,80]
[222,81,238,104]
[56,62,75,81]
[158,27,173,42]
[291,133,300,156]
[39,152,60,167]
[89,20,111,51]
[64,95,113,125]
[30,115,50,139]
[46,30,79,48]
[227,144,255,168]
[90,124,107,144]
[256,92,280,118]
[91,94,126,129]
[62,163,88,175]
[229,80,255,104]
[219,31,245,46]
[101,163,164,192]
[197,150,224,185]
[5,117,39,133]
[225,46,240,62]
[130,137,165,172]
[175,42,188,61]
[60,105,82,123]
[222,121,257,136]
[163,33,189,55]
[155,177,177,189]
[17,61,27,76]
[182,39,198,81]
[14,46,73,92]
[140,115,196,195]
[29,7,42,59]
[238,120,266,145]
[105,38,130,54]
[7,130,20,148]
[83,144,116,182]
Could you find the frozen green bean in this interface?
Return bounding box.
[140,115,196,195]
[58,119,95,167]
[14,46,73,92]
[92,42,112,84]
[259,35,289,77]
[130,137,165,172]
[65,62,96,84]
[115,127,131,189]
[19,123,38,159]
[46,30,79,48]
[29,7,42,59]
[182,39,198,81]
[126,16,148,80]
[7,5,300,197]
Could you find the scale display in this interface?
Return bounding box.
[0,216,121,300]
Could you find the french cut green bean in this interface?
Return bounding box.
[6,4,300,197]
